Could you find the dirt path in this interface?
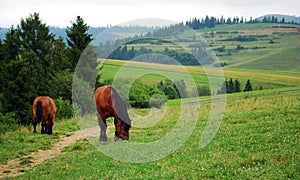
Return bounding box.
[0,126,99,179]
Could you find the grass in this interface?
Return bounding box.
[8,91,300,179]
[0,118,79,164]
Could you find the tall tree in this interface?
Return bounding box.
[18,13,55,95]
[66,16,93,70]
[2,52,41,124]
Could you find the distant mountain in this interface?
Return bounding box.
[256,14,300,24]
[0,26,107,41]
[0,26,155,43]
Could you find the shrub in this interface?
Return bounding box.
[197,85,211,96]
[54,97,74,120]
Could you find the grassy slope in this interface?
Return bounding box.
[100,23,300,91]
[198,23,300,71]
[12,91,300,179]
[101,59,300,91]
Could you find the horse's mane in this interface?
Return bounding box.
[110,86,131,126]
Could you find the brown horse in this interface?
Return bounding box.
[94,86,131,142]
[32,96,56,135]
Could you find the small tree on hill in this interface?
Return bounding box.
[234,79,241,92]
[227,78,234,93]
[243,79,253,92]
[218,80,227,94]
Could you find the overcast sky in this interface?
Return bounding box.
[0,0,299,27]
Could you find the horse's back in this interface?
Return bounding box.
[94,86,130,125]
[94,86,114,118]
[33,96,56,116]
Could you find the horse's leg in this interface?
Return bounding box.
[33,117,37,133]
[47,114,53,135]
[114,117,123,141]
[98,117,107,142]
[41,119,45,134]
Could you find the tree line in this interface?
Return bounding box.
[218,78,256,94]
[185,15,299,30]
[0,13,94,125]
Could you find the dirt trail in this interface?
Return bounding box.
[0,127,99,179]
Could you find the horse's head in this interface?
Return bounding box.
[115,121,131,141]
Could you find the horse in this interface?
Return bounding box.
[94,86,131,142]
[32,96,57,135]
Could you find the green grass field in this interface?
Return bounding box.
[2,91,299,179]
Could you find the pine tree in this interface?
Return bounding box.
[234,79,241,92]
[227,78,234,93]
[244,79,253,92]
[66,16,93,70]
[18,13,55,95]
[218,80,227,94]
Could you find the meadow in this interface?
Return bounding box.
[1,91,299,179]
[1,23,299,179]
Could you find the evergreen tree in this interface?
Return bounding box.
[227,78,234,93]
[66,16,93,70]
[2,52,41,124]
[174,80,187,98]
[234,79,241,92]
[218,80,227,94]
[244,79,253,92]
[18,13,55,95]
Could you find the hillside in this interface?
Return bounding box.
[102,23,300,72]
[197,23,300,71]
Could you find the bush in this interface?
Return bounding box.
[103,78,166,109]
[0,112,19,134]
[197,85,211,96]
[129,81,165,108]
[54,97,73,120]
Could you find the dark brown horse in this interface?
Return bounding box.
[32,96,56,135]
[94,86,131,142]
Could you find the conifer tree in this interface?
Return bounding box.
[234,79,241,92]
[244,79,253,92]
[66,16,93,70]
[227,78,234,93]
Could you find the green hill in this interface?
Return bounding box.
[197,23,300,71]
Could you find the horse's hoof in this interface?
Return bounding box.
[100,136,108,142]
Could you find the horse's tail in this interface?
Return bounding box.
[36,100,43,123]
[111,87,131,126]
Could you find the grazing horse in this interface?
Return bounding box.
[32,96,56,135]
[94,86,131,142]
